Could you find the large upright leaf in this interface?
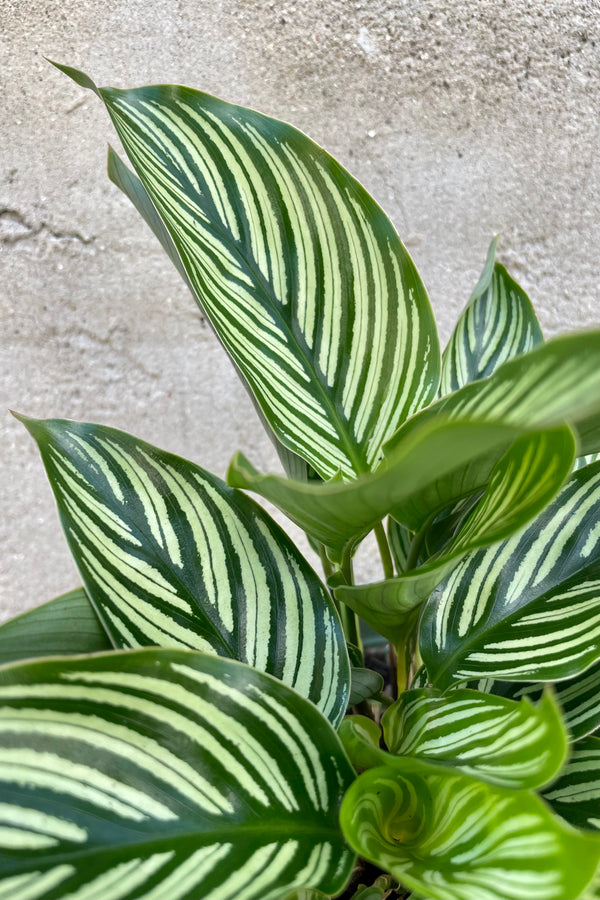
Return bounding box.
[108,145,315,484]
[18,415,349,727]
[340,760,600,900]
[56,62,440,480]
[421,460,600,688]
[0,649,355,900]
[0,588,111,666]
[440,236,543,395]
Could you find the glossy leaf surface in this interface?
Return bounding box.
[543,736,600,831]
[382,688,567,789]
[440,236,543,395]
[341,761,600,900]
[19,416,349,726]
[333,427,575,639]
[468,663,600,741]
[421,461,600,688]
[0,588,111,666]
[0,649,355,900]
[59,63,440,480]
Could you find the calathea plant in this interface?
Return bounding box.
[2,62,600,900]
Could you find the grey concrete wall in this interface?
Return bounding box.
[2,0,600,620]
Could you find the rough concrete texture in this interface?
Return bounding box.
[2,0,600,620]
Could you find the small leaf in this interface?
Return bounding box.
[334,427,575,640]
[543,736,600,831]
[382,688,567,789]
[0,649,356,900]
[63,66,441,480]
[228,417,525,553]
[0,588,111,666]
[19,416,349,726]
[440,236,543,395]
[340,760,600,900]
[348,667,385,705]
[421,460,600,687]
[338,715,387,771]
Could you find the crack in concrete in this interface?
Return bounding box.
[0,208,95,246]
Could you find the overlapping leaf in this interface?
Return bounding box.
[543,736,600,831]
[468,662,600,741]
[340,761,600,900]
[56,63,440,481]
[421,460,600,688]
[332,427,575,640]
[0,649,355,900]
[0,588,111,666]
[382,688,567,789]
[18,416,349,726]
[440,236,543,395]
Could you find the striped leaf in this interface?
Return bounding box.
[440,236,543,396]
[420,460,600,688]
[543,736,600,831]
[0,648,355,900]
[56,63,440,481]
[332,427,575,640]
[18,415,349,727]
[0,588,111,666]
[108,145,314,484]
[228,418,526,554]
[467,662,600,741]
[340,760,600,900]
[382,688,567,789]
[385,331,600,535]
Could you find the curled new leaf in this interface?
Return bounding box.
[340,761,600,900]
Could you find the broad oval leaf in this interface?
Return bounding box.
[348,667,385,706]
[421,461,600,688]
[18,415,349,727]
[382,688,567,789]
[333,427,575,640]
[56,63,440,481]
[440,236,543,395]
[0,649,356,900]
[543,736,600,831]
[0,588,111,666]
[340,761,600,900]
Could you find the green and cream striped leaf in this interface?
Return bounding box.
[19,416,349,727]
[382,688,567,789]
[0,648,356,900]
[384,331,600,535]
[340,761,600,900]
[543,736,600,832]
[57,63,440,480]
[467,662,600,741]
[107,145,316,484]
[440,236,543,396]
[332,427,575,640]
[420,460,600,688]
[0,588,111,666]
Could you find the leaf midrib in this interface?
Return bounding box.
[104,89,377,477]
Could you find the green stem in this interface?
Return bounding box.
[339,544,362,653]
[374,520,395,580]
[405,512,435,572]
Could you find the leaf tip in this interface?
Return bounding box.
[47,60,101,97]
